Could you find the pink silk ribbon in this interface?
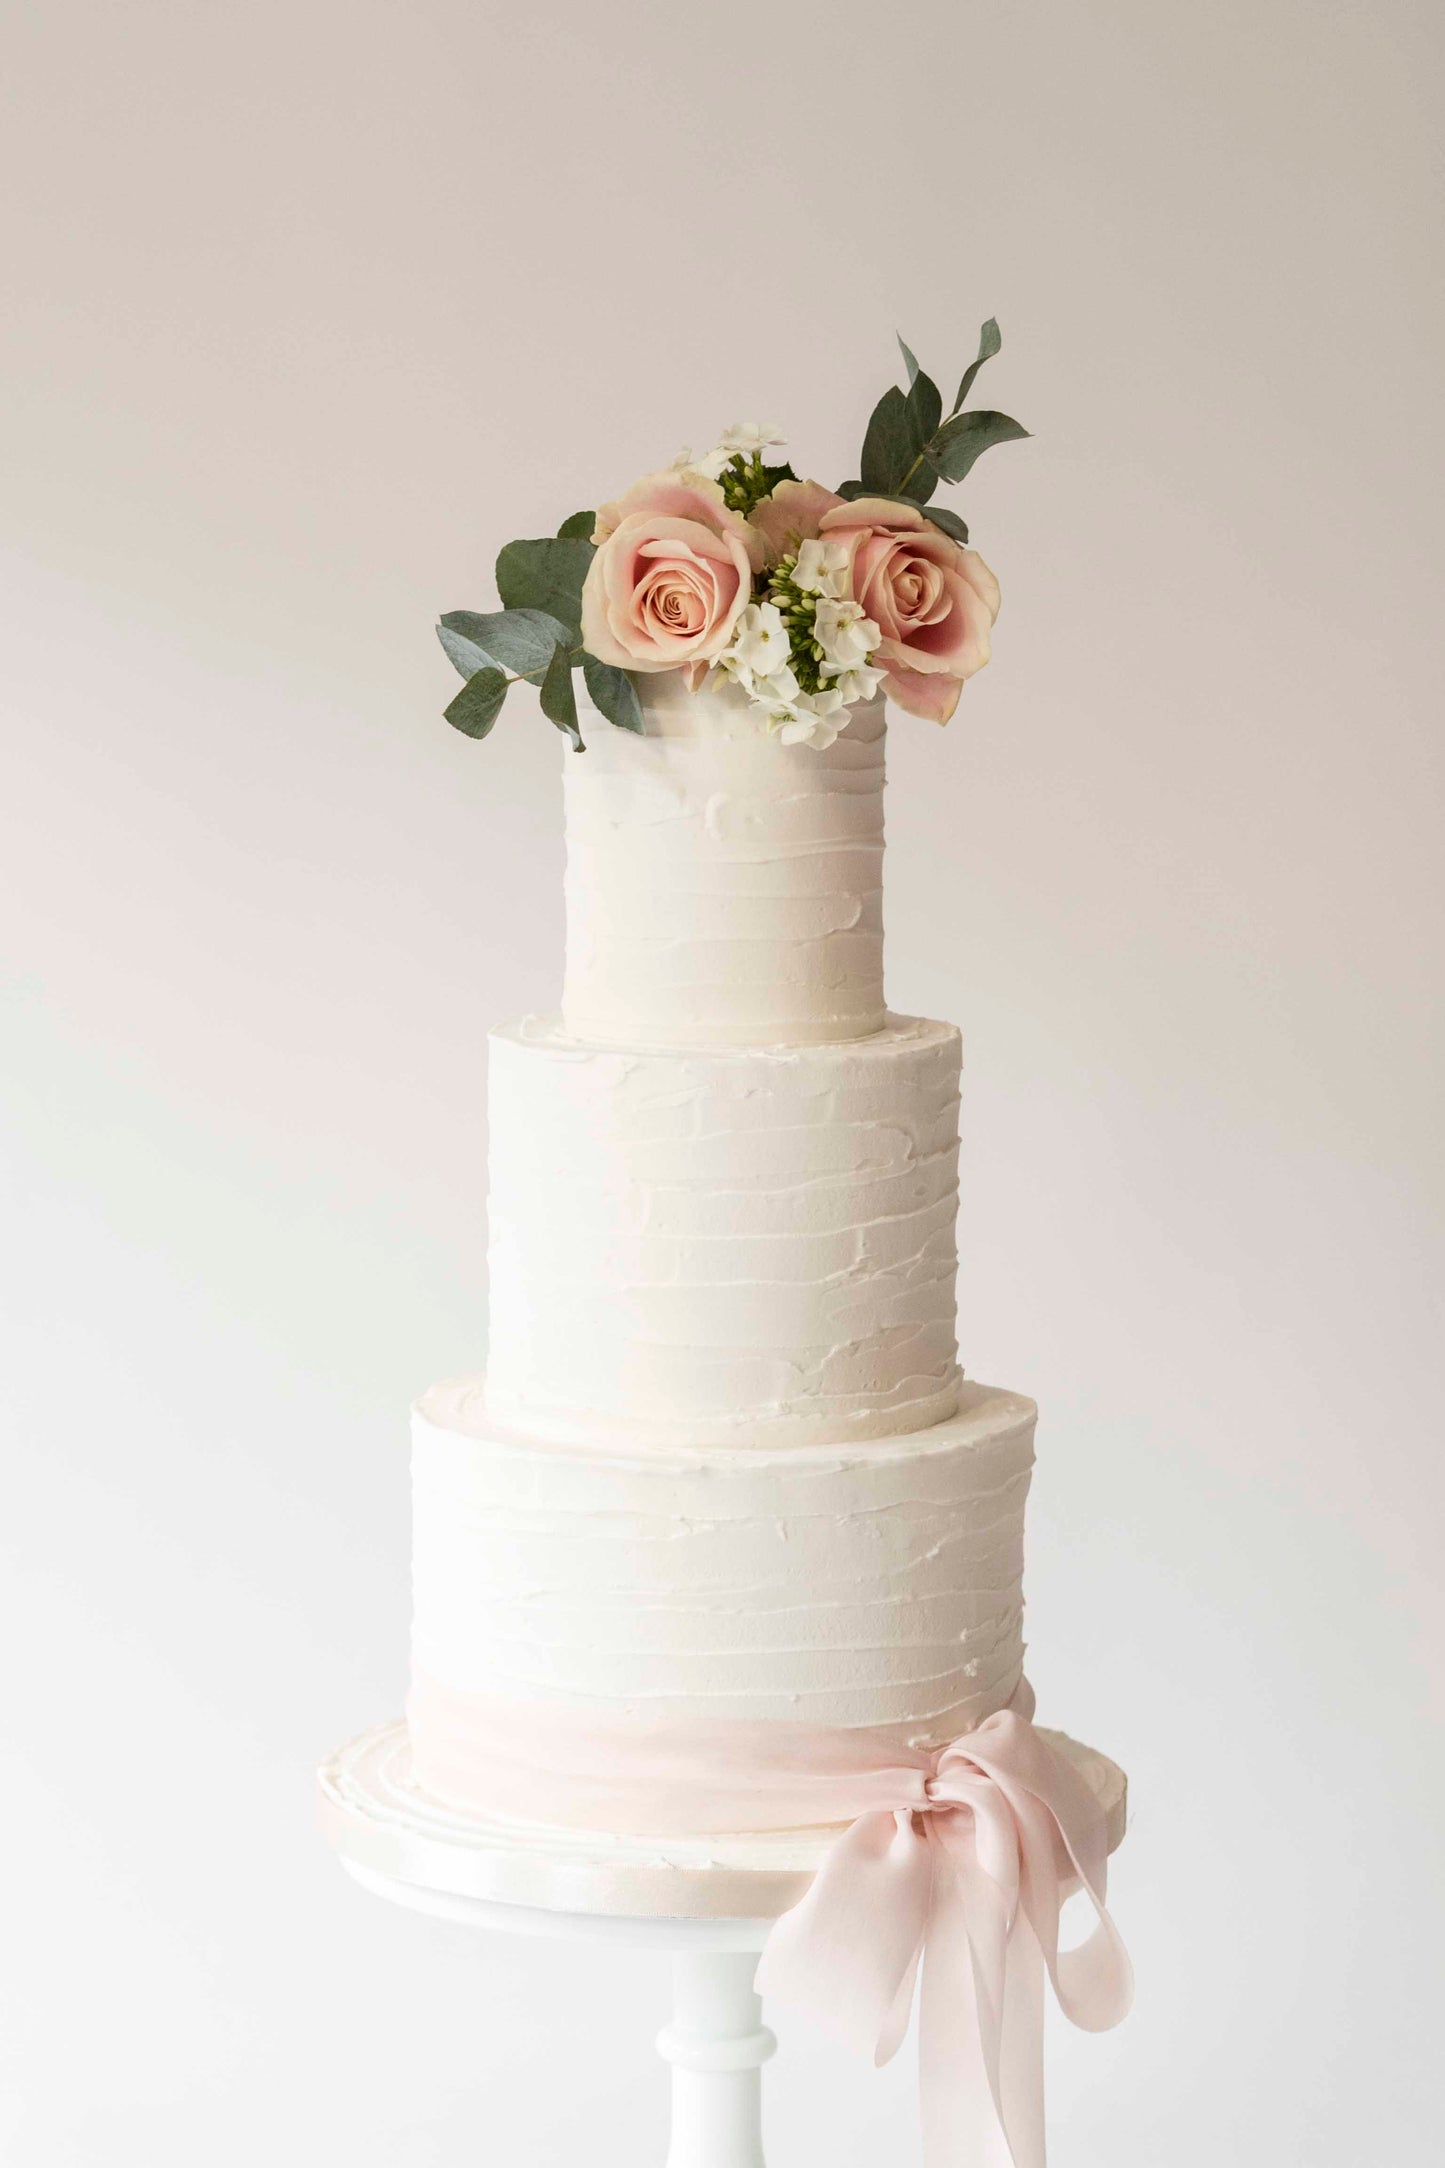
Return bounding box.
[408,1672,1132,2163]
[755,1702,1134,2168]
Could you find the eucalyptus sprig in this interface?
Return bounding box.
[436,511,644,749]
[835,318,1028,543]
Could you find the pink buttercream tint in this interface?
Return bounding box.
[406,1668,1027,1835]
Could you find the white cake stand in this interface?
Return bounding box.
[319,1719,1127,2168]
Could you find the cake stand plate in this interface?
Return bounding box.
[319,1720,1126,2167]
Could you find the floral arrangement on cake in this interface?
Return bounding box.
[437,320,1027,752]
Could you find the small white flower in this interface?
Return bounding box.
[775,688,852,750]
[792,538,852,598]
[828,662,886,705]
[808,686,848,719]
[724,601,792,684]
[718,421,787,457]
[670,444,732,482]
[751,663,801,710]
[814,597,881,672]
[716,657,754,698]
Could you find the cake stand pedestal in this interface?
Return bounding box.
[319,1719,1127,2168]
[345,1858,773,2168]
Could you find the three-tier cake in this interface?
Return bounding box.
[408,686,1049,1800]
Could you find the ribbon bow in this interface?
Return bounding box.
[755,1708,1133,2168]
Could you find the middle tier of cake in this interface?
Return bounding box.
[484,1012,964,1450]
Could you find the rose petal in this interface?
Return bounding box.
[751,478,846,562]
[592,470,764,571]
[819,496,929,538]
[880,663,963,723]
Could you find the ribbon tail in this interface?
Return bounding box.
[922,1816,1049,2168]
[920,1868,1006,2168]
[997,1906,1046,2168]
[972,1725,1134,2036]
[756,1808,932,2066]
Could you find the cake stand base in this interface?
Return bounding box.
[318,1719,1126,2167]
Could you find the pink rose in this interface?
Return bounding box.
[749,477,844,561]
[582,471,762,684]
[816,497,999,723]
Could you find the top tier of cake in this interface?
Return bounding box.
[562,677,887,1050]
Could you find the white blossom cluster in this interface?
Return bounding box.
[716,535,884,750]
[670,422,786,483]
[666,424,886,749]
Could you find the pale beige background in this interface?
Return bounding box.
[3,1,1442,2161]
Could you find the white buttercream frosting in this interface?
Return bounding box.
[562,677,886,1049]
[411,1378,1034,1738]
[483,1012,963,1449]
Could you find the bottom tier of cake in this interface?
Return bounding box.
[408,1376,1036,1831]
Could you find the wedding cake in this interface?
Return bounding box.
[408,685,1039,1792]
[391,326,1130,2165]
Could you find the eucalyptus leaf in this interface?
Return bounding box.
[443,666,508,740]
[898,460,939,505]
[953,317,1002,413]
[899,364,942,502]
[859,383,922,495]
[919,503,970,545]
[897,334,922,387]
[582,654,644,733]
[438,607,571,684]
[495,536,595,637]
[906,368,942,449]
[837,479,934,508]
[927,408,1030,484]
[539,644,583,749]
[557,510,595,539]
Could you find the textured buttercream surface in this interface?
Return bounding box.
[562,679,886,1048]
[483,1012,963,1449]
[410,1377,1035,1739]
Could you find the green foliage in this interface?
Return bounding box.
[954,318,1001,414]
[850,318,1026,519]
[720,452,795,518]
[893,335,943,487]
[557,510,596,539]
[916,502,969,545]
[582,655,644,733]
[437,607,571,685]
[495,536,595,637]
[443,667,509,739]
[859,384,923,497]
[927,409,1030,484]
[539,642,583,749]
[905,368,942,480]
